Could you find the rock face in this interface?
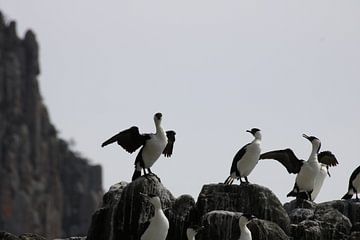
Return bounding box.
[0,12,102,238]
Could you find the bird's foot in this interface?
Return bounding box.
[144,172,161,183]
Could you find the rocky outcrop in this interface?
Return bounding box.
[87,175,290,240]
[285,199,360,240]
[0,12,102,238]
[85,176,360,240]
[196,183,290,234]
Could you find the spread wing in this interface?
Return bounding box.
[163,130,176,157]
[318,151,338,167]
[260,148,304,174]
[101,126,148,153]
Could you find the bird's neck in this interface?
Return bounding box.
[253,134,262,143]
[239,224,251,239]
[154,207,164,217]
[308,144,319,162]
[155,121,165,136]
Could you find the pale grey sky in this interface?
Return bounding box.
[1,0,360,203]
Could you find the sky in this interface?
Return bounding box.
[1,0,360,204]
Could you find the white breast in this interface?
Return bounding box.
[296,161,320,192]
[311,165,327,200]
[142,134,167,168]
[239,226,252,240]
[141,211,169,240]
[237,142,261,177]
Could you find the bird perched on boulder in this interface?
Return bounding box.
[342,165,360,200]
[224,128,262,184]
[238,213,255,240]
[260,134,338,201]
[101,112,176,181]
[139,193,169,240]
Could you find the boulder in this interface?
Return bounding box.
[199,210,289,240]
[196,183,291,234]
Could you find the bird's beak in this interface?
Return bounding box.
[246,130,251,134]
[140,192,150,200]
[302,134,310,140]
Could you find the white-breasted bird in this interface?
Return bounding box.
[260,134,338,201]
[342,165,360,200]
[101,112,176,181]
[224,128,262,184]
[139,193,169,240]
[238,213,255,240]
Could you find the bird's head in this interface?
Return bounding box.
[239,213,256,226]
[302,134,321,152]
[154,112,163,126]
[246,128,261,139]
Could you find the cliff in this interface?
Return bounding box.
[0,12,103,238]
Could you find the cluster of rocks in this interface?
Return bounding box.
[0,11,103,238]
[84,174,360,240]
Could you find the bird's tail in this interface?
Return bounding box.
[342,192,353,200]
[224,176,231,184]
[132,169,141,181]
[287,190,297,197]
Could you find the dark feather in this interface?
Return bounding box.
[163,130,176,157]
[260,148,303,174]
[101,126,148,153]
[229,143,250,176]
[318,151,338,166]
[348,165,360,191]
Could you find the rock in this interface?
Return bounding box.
[0,233,46,240]
[18,234,45,240]
[196,183,291,234]
[166,194,196,240]
[0,10,103,238]
[0,232,20,240]
[87,174,175,240]
[200,210,289,240]
[285,199,353,240]
[317,199,360,226]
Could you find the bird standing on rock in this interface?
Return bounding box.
[342,165,360,200]
[260,134,338,201]
[139,193,169,240]
[101,112,176,181]
[224,128,262,185]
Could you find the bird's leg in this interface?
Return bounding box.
[146,168,161,182]
[240,177,244,184]
[224,176,231,185]
[230,178,234,184]
[245,176,249,184]
[307,191,312,201]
